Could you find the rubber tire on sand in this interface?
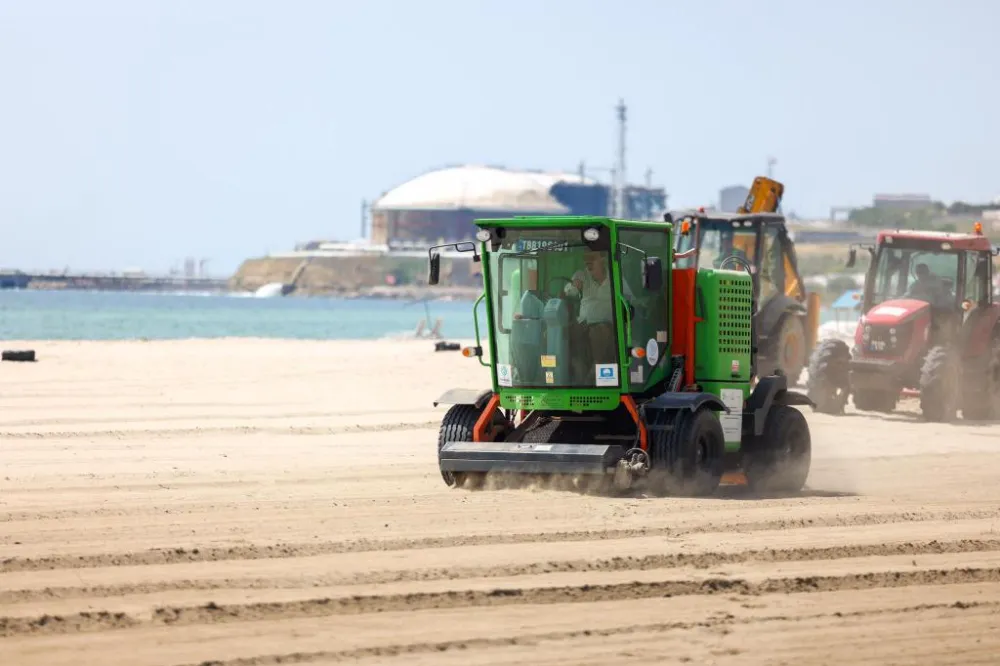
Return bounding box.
[649,407,725,497]
[772,315,807,386]
[437,403,490,489]
[806,338,851,414]
[744,404,811,495]
[919,345,959,423]
[961,335,1000,421]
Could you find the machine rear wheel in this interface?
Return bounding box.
[650,407,725,497]
[806,338,851,414]
[744,404,811,494]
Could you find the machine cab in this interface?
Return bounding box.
[858,232,994,325]
[473,218,673,399]
[673,212,805,303]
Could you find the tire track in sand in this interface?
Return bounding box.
[165,600,1000,666]
[5,507,997,572]
[0,420,439,440]
[4,538,999,603]
[3,567,999,638]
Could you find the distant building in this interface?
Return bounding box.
[368,164,667,246]
[873,193,932,210]
[719,185,749,213]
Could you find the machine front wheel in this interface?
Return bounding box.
[771,314,807,386]
[744,404,811,495]
[919,346,959,422]
[806,338,851,414]
[962,334,1000,421]
[437,403,504,489]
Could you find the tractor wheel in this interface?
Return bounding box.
[649,407,725,497]
[771,315,807,386]
[919,346,960,422]
[806,338,851,414]
[852,388,897,413]
[962,334,1000,421]
[437,403,505,489]
[744,404,811,494]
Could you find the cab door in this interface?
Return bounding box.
[618,225,672,391]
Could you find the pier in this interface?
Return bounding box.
[0,270,230,293]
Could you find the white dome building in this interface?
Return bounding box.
[369,164,602,247]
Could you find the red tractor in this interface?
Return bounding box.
[807,224,1000,421]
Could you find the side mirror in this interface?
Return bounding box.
[428,252,441,285]
[846,247,857,268]
[642,257,663,291]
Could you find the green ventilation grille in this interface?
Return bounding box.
[694,268,753,383]
[499,391,620,412]
[718,278,753,356]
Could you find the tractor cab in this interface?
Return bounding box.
[674,211,805,307]
[848,229,996,352]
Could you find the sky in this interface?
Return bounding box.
[0,0,997,276]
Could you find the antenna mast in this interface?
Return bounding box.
[615,98,627,217]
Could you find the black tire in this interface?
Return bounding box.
[1,349,36,362]
[437,403,502,489]
[770,315,807,386]
[806,338,851,414]
[962,334,1000,421]
[744,404,811,494]
[649,408,725,497]
[852,388,897,413]
[919,346,959,422]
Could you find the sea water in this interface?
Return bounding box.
[0,290,480,341]
[0,289,852,342]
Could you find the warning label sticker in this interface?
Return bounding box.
[719,388,744,442]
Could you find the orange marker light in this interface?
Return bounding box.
[975,221,983,235]
[631,347,646,359]
[680,220,691,235]
[461,347,474,357]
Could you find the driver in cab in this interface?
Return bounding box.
[907,263,949,305]
[563,250,635,378]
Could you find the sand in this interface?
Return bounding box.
[1,338,999,665]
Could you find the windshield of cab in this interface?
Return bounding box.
[870,247,959,309]
[487,227,621,389]
[674,219,757,271]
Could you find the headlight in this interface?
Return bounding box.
[475,229,491,242]
[583,227,600,241]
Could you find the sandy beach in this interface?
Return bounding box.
[1,338,999,665]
